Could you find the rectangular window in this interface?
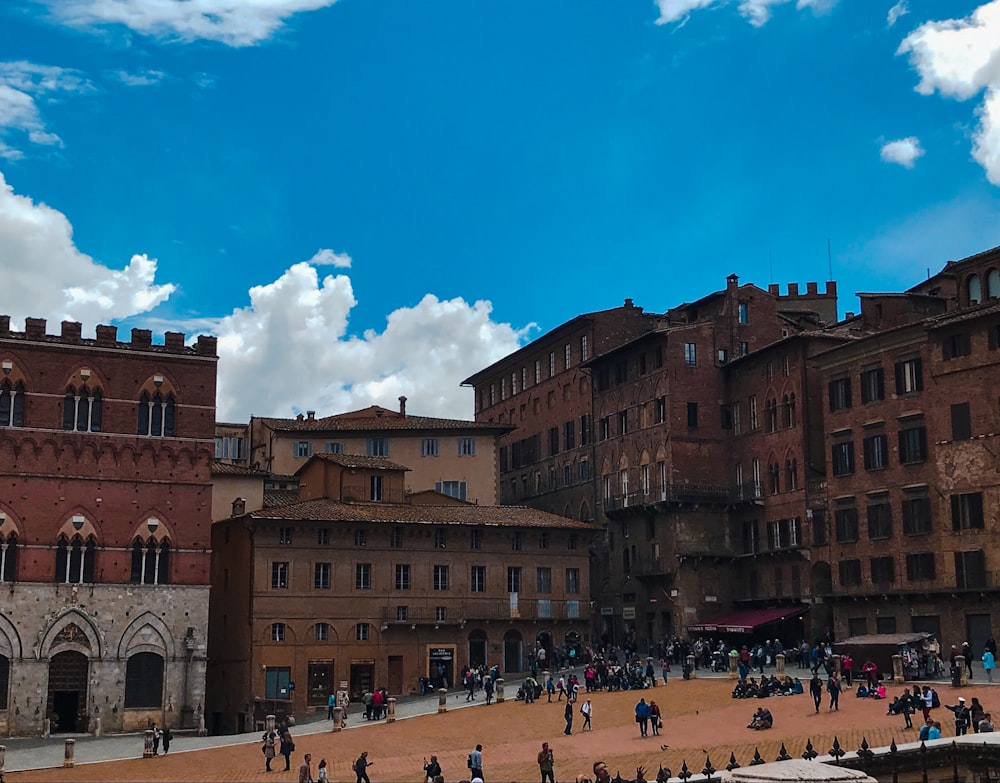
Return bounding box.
[955,550,987,588]
[279,527,292,545]
[951,402,972,441]
[863,433,888,471]
[687,402,698,429]
[639,352,648,375]
[738,302,748,324]
[898,426,927,464]
[433,565,449,590]
[579,459,590,481]
[839,559,862,587]
[906,552,935,582]
[581,335,589,361]
[436,606,447,622]
[599,416,610,440]
[325,441,344,454]
[314,562,331,589]
[434,528,447,549]
[354,529,367,547]
[565,343,572,369]
[215,436,246,459]
[739,341,749,356]
[396,606,408,621]
[511,371,518,396]
[732,402,741,434]
[563,421,575,451]
[355,563,371,590]
[390,527,403,548]
[271,562,288,589]
[832,441,855,476]
[742,520,759,554]
[536,567,552,593]
[902,497,932,535]
[549,351,556,377]
[579,414,592,445]
[684,342,697,366]
[749,395,758,429]
[458,437,476,456]
[435,480,468,500]
[395,564,410,590]
[835,507,859,543]
[370,474,384,501]
[942,332,971,360]
[421,438,439,456]
[876,616,897,634]
[829,377,852,411]
[566,567,580,594]
[364,438,388,458]
[512,531,522,551]
[534,360,541,385]
[895,357,923,394]
[548,426,560,455]
[655,397,667,424]
[507,566,522,593]
[265,667,292,699]
[848,618,868,637]
[294,441,312,458]
[315,622,329,641]
[860,366,885,404]
[356,623,369,641]
[811,509,827,546]
[951,492,984,530]
[470,528,482,550]
[867,502,892,540]
[471,565,486,592]
[317,528,330,546]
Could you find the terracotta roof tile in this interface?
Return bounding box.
[264,490,301,507]
[211,462,268,476]
[297,453,411,472]
[256,406,511,433]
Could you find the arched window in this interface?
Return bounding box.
[130,538,170,585]
[622,547,631,574]
[0,532,17,582]
[766,398,778,433]
[0,654,8,710]
[785,458,798,491]
[968,274,982,305]
[63,386,103,432]
[768,462,781,494]
[0,380,25,427]
[55,536,95,583]
[782,393,797,428]
[138,391,176,437]
[988,269,1000,300]
[124,652,164,708]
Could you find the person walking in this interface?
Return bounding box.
[299,752,314,783]
[809,672,823,713]
[317,759,330,783]
[484,676,495,705]
[328,691,336,720]
[983,649,996,683]
[161,726,172,754]
[564,699,574,735]
[537,742,555,783]
[280,725,295,771]
[581,698,593,730]
[353,751,373,783]
[468,744,484,781]
[827,671,841,711]
[635,697,651,737]
[649,700,662,736]
[263,731,277,772]
[962,641,974,680]
[151,722,161,755]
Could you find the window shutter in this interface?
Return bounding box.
[951,495,961,531]
[990,325,1000,350]
[894,363,903,395]
[914,359,923,389]
[876,368,884,399]
[918,427,927,460]
[972,493,983,525]
[828,381,836,411]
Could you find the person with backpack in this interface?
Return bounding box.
[353,750,373,783]
[468,744,484,781]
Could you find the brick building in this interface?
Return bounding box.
[0,316,217,737]
[810,246,1000,651]
[206,453,592,734]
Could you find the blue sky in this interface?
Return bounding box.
[1,0,999,420]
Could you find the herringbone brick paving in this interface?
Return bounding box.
[6,679,997,782]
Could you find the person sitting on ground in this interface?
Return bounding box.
[873,682,886,699]
[855,683,870,698]
[748,707,773,730]
[978,712,994,733]
[918,718,933,741]
[928,721,942,740]
[887,696,902,714]
[790,678,804,694]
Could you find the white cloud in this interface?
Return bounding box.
[887,0,909,28]
[308,248,352,268]
[899,2,1000,184]
[0,62,93,159]
[654,0,836,27]
[0,170,175,326]
[880,136,924,167]
[113,68,166,87]
[41,0,341,47]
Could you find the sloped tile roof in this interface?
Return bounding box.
[264,490,300,507]
[299,453,411,472]
[212,462,268,476]
[256,406,511,433]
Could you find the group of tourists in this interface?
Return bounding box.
[731,675,804,699]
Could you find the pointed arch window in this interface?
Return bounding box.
[0,532,17,582]
[988,269,1000,300]
[138,390,175,437]
[55,536,96,583]
[768,462,781,494]
[968,274,982,305]
[766,398,778,433]
[782,392,796,428]
[785,458,798,491]
[130,538,170,585]
[0,380,25,427]
[63,386,102,432]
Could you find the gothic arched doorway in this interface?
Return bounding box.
[503,629,524,673]
[47,650,89,733]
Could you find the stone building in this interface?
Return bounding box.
[206,453,592,734]
[0,316,217,736]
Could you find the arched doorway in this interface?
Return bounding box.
[468,630,487,668]
[503,629,524,673]
[47,650,89,732]
[536,629,553,660]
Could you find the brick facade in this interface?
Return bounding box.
[0,316,217,736]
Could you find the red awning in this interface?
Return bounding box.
[687,606,807,634]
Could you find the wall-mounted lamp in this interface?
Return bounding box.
[1,360,11,375]
[80,367,91,381]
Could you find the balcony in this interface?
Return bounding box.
[340,483,407,504]
[817,571,1000,599]
[603,482,763,514]
[380,598,589,625]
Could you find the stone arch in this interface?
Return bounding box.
[0,503,22,538]
[57,512,100,543]
[988,268,1000,299]
[811,561,833,596]
[63,364,108,392]
[0,612,24,659]
[131,513,173,544]
[39,609,102,660]
[261,621,299,645]
[117,611,176,660]
[579,500,591,522]
[967,273,982,305]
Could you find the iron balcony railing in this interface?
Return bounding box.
[380,597,589,624]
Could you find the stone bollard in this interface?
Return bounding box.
[686,654,697,679]
[64,738,76,768]
[956,655,968,687]
[892,654,905,684]
[542,670,550,691]
[386,697,396,723]
[143,728,155,758]
[831,654,842,676]
[265,713,277,734]
[775,653,785,675]
[332,706,344,732]
[437,687,448,714]
[94,717,102,737]
[0,744,6,772]
[43,718,51,739]
[729,652,739,679]
[496,677,505,703]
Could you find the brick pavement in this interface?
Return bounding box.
[5,678,998,782]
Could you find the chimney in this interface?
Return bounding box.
[0,315,9,337]
[96,325,118,345]
[296,413,304,421]
[398,396,407,417]
[624,298,634,308]
[61,321,82,343]
[25,318,46,340]
[164,331,186,352]
[231,497,246,517]
[131,328,152,348]
[306,410,315,421]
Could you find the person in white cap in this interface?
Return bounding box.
[946,696,971,735]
